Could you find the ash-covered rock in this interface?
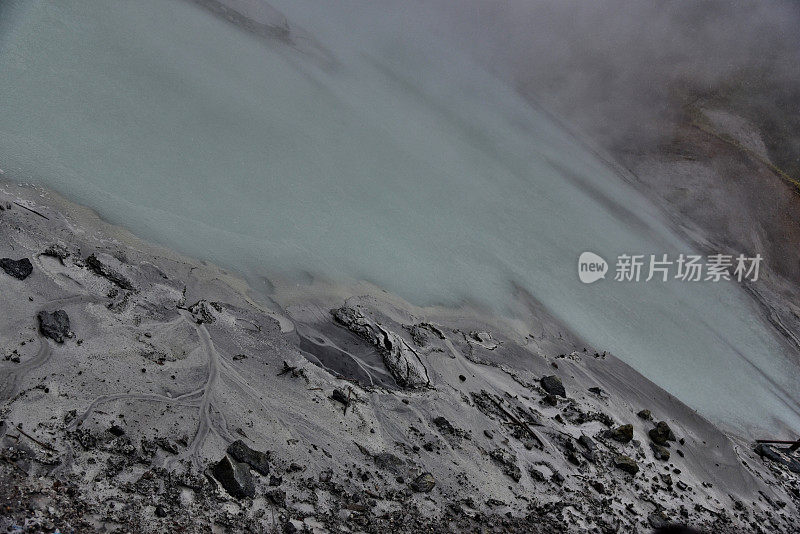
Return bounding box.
[0,257,32,280]
[37,310,71,343]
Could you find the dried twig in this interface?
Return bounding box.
[489,396,545,448]
[13,201,49,220]
[1,455,27,475]
[15,425,57,452]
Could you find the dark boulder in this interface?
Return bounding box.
[608,424,634,443]
[0,258,33,280]
[37,310,71,343]
[649,421,676,445]
[651,443,671,461]
[410,472,436,492]
[540,375,566,397]
[613,455,639,475]
[211,455,255,499]
[637,409,652,420]
[227,440,270,476]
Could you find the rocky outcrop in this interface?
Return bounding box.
[332,306,430,388]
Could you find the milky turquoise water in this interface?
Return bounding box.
[0,0,798,434]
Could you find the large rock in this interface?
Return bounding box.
[211,455,255,499]
[227,440,270,476]
[608,424,634,443]
[540,375,566,397]
[37,310,71,343]
[410,472,436,493]
[0,257,33,280]
[613,455,639,475]
[332,306,430,388]
[649,421,675,445]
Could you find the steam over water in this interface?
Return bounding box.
[0,1,798,434]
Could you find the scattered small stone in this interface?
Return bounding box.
[459,374,466,382]
[37,310,71,343]
[484,429,494,440]
[154,505,167,518]
[108,425,126,437]
[637,409,652,420]
[588,386,603,395]
[540,375,566,397]
[0,257,33,280]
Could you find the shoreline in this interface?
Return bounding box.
[1,179,799,532]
